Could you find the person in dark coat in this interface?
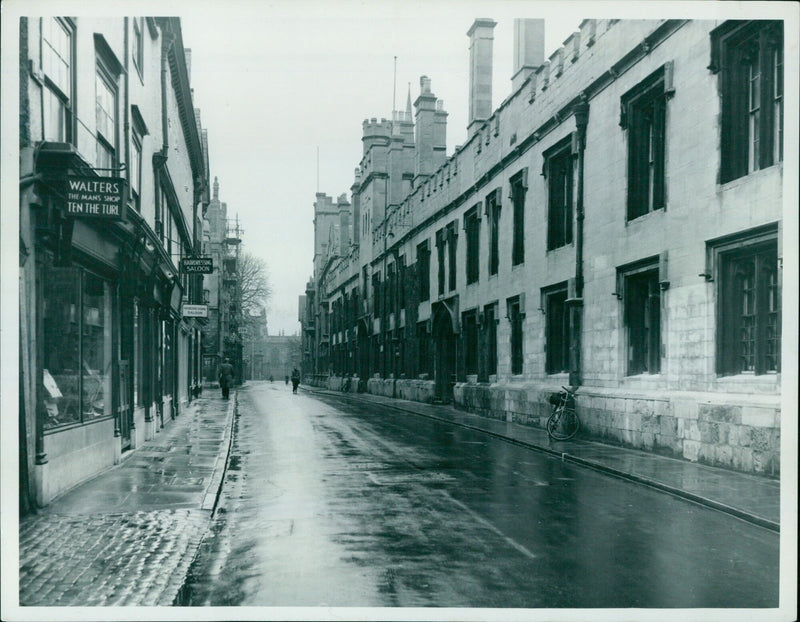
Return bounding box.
[219,358,234,399]
[291,368,300,394]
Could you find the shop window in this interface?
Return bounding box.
[621,64,671,220]
[41,17,74,143]
[40,268,115,429]
[710,21,783,183]
[40,267,81,429]
[163,320,174,398]
[545,138,573,250]
[464,205,480,285]
[507,295,525,375]
[619,262,662,375]
[485,189,501,276]
[544,284,570,374]
[510,169,528,266]
[81,273,113,419]
[417,240,430,302]
[711,228,780,375]
[133,301,140,406]
[462,310,478,377]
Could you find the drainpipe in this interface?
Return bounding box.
[118,17,130,444]
[569,96,589,387]
[149,22,174,426]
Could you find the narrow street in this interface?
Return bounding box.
[179,381,779,608]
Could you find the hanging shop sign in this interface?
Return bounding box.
[182,304,209,318]
[181,257,214,274]
[63,176,126,220]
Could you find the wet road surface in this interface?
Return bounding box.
[179,381,779,608]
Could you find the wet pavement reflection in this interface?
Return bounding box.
[179,381,778,608]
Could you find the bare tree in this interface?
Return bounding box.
[238,251,272,317]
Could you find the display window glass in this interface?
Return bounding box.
[40,267,115,429]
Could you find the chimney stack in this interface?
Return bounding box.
[338,193,351,256]
[414,75,438,184]
[467,18,497,137]
[512,19,545,92]
[184,48,192,84]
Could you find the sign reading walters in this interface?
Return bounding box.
[64,176,126,220]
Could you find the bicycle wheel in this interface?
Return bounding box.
[547,406,580,441]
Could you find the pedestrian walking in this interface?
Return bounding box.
[285,375,289,385]
[291,368,301,394]
[219,358,234,399]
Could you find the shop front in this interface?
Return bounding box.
[20,143,183,506]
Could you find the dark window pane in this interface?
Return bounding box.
[81,273,113,419]
[547,150,572,250]
[546,289,569,373]
[625,269,661,375]
[512,181,525,265]
[716,21,783,182]
[718,241,779,375]
[40,267,81,429]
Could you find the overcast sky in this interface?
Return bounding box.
[178,1,583,336]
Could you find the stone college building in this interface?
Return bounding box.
[300,18,784,475]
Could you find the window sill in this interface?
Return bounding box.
[545,243,574,255]
[717,372,779,383]
[43,414,115,435]
[719,162,782,191]
[625,207,665,225]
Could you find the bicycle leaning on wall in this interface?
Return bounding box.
[546,386,580,441]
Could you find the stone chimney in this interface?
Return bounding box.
[350,168,361,248]
[414,76,438,184]
[433,99,448,171]
[184,48,192,84]
[467,18,497,137]
[511,19,544,92]
[338,193,351,255]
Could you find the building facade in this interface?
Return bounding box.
[301,18,784,475]
[201,177,243,384]
[19,16,210,510]
[252,333,302,382]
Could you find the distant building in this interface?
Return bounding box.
[300,18,784,475]
[255,332,303,382]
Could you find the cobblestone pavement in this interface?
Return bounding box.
[19,510,208,606]
[17,392,235,607]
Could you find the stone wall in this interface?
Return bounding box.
[455,381,781,475]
